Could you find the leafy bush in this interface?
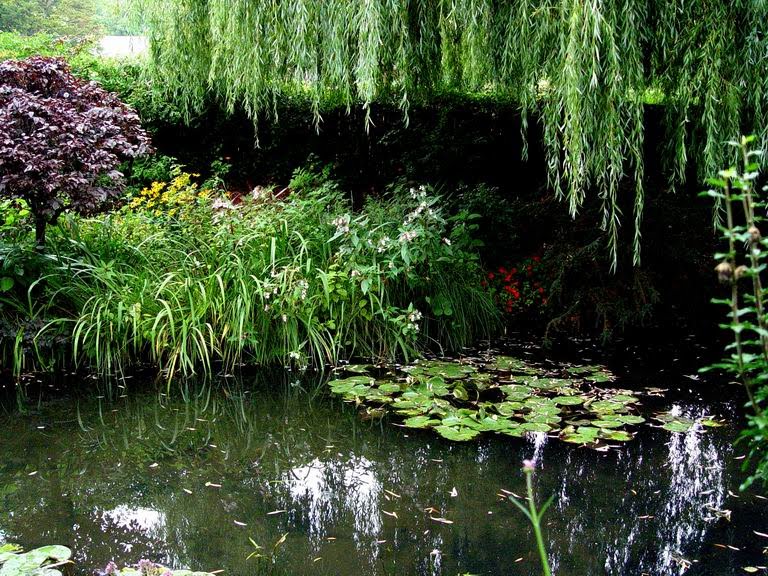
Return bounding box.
[0,56,152,246]
[702,135,768,488]
[484,257,547,316]
[1,167,497,379]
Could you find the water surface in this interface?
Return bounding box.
[0,354,766,575]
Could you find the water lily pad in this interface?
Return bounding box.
[328,376,375,394]
[584,369,615,383]
[520,422,552,433]
[700,418,724,428]
[487,356,539,373]
[500,384,533,401]
[434,425,480,441]
[601,430,633,441]
[0,545,72,576]
[496,402,524,416]
[403,416,441,429]
[405,360,476,380]
[610,394,639,404]
[589,400,626,413]
[553,395,585,406]
[377,382,402,394]
[342,364,372,374]
[593,419,623,429]
[616,414,645,425]
[662,420,693,433]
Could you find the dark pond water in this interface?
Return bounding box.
[0,340,767,576]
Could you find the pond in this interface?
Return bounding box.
[0,339,766,576]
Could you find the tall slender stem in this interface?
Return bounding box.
[526,471,552,576]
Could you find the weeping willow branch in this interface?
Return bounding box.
[136,0,768,269]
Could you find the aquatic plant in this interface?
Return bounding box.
[99,558,214,576]
[329,355,652,446]
[508,460,553,576]
[0,544,71,576]
[702,135,768,488]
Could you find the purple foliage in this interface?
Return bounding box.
[0,57,152,245]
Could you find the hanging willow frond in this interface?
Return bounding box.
[136,0,768,268]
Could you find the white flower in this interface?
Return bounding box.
[332,214,351,235]
[289,351,300,360]
[399,230,418,243]
[281,314,288,323]
[350,269,361,277]
[442,237,451,246]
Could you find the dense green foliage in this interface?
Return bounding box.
[704,136,768,487]
[138,0,768,267]
[0,167,497,379]
[0,0,102,37]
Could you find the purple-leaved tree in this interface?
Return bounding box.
[0,57,152,247]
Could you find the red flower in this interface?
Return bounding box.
[538,287,544,294]
[532,255,541,263]
[487,272,495,280]
[499,266,507,274]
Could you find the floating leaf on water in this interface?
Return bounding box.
[589,400,626,413]
[495,401,524,416]
[405,360,476,380]
[403,416,441,429]
[452,384,469,401]
[553,395,585,406]
[377,382,402,394]
[0,545,72,576]
[592,419,623,429]
[434,425,480,441]
[328,376,375,395]
[610,394,639,404]
[600,430,633,441]
[519,422,552,433]
[342,364,372,374]
[584,369,615,383]
[486,356,539,373]
[662,420,694,433]
[616,415,645,425]
[700,418,725,428]
[499,385,533,401]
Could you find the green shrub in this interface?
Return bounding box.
[702,135,767,488]
[0,168,498,380]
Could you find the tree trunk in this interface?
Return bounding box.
[35,215,46,250]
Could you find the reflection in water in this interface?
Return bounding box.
[0,384,763,576]
[103,506,167,534]
[655,404,727,575]
[283,456,382,549]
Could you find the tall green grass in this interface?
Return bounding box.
[1,169,498,382]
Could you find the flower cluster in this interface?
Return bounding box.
[129,169,213,217]
[332,214,351,234]
[483,256,546,315]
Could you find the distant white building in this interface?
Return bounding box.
[97,36,148,58]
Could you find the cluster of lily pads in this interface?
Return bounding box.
[0,544,71,576]
[328,356,720,446]
[0,544,214,576]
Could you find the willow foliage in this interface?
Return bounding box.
[137,0,768,267]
